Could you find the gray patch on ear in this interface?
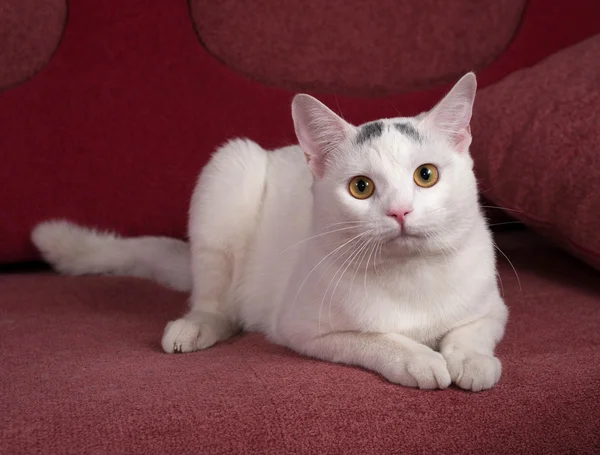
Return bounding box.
[356,121,384,144]
[394,122,421,143]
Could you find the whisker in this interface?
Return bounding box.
[479,181,509,194]
[315,236,370,287]
[481,205,523,214]
[387,99,402,117]
[327,236,373,330]
[319,220,371,230]
[319,234,373,335]
[426,207,446,214]
[291,230,372,308]
[493,241,522,292]
[364,240,378,295]
[279,225,366,254]
[374,240,383,276]
[496,270,505,298]
[333,94,346,121]
[488,221,524,228]
[377,240,390,275]
[350,237,374,290]
[425,231,451,265]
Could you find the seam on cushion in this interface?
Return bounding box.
[185,0,231,74]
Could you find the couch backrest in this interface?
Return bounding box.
[1,0,598,264]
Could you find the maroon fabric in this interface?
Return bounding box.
[472,36,600,270]
[1,0,600,264]
[0,0,67,90]
[1,230,599,454]
[191,0,526,95]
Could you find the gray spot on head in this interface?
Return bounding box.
[356,121,384,144]
[394,122,421,143]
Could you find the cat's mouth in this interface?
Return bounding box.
[385,226,424,241]
[397,230,423,239]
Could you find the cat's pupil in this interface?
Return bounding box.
[420,168,431,180]
[357,179,367,192]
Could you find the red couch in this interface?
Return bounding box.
[2,1,599,453]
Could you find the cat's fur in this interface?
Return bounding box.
[32,73,508,391]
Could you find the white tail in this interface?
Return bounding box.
[31,220,192,292]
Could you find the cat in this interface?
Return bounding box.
[32,72,508,391]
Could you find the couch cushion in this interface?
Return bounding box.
[1,230,599,454]
[0,0,67,90]
[472,35,600,270]
[190,0,525,95]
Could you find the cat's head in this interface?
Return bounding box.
[291,73,481,256]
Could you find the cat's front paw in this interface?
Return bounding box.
[443,350,501,392]
[161,318,219,354]
[383,349,451,390]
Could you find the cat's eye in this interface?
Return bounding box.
[349,176,375,199]
[413,164,439,188]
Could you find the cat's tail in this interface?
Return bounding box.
[31,220,192,292]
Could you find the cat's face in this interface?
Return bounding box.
[312,120,479,255]
[292,73,480,256]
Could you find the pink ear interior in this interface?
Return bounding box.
[291,94,353,177]
[454,127,472,153]
[425,72,477,152]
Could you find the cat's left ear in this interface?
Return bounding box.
[291,94,356,178]
[422,72,477,153]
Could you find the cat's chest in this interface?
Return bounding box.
[335,269,475,345]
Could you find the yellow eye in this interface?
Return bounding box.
[349,176,375,199]
[413,164,439,188]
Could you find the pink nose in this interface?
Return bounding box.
[387,208,413,223]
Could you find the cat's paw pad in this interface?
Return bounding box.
[444,350,501,392]
[161,318,218,354]
[384,350,451,389]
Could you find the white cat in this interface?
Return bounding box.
[32,72,508,391]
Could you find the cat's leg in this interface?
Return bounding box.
[162,139,269,353]
[440,297,508,392]
[296,332,451,389]
[161,245,238,353]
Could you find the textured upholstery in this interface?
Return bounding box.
[472,36,600,270]
[190,0,526,94]
[1,232,599,454]
[1,2,600,453]
[1,0,599,263]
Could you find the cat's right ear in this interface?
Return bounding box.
[291,94,355,178]
[421,72,477,153]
